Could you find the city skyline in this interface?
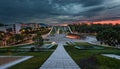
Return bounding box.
[0,0,120,24]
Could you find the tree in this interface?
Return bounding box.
[5,33,26,45]
[33,32,44,51]
[0,31,4,40]
[0,31,5,46]
[116,31,120,46]
[96,29,118,47]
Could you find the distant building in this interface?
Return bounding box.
[20,23,48,29]
[15,24,21,33]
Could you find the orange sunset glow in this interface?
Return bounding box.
[93,19,120,25]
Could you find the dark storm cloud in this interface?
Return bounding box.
[53,0,103,7]
[107,4,120,9]
[80,7,105,17]
[50,0,104,15]
[0,0,55,23]
[80,0,103,7]
[0,0,53,16]
[0,0,120,23]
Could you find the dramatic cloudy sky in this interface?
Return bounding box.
[0,0,120,24]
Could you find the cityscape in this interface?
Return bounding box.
[0,0,120,69]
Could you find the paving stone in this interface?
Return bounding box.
[40,43,80,69]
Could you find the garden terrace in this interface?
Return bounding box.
[64,42,120,69]
[0,43,57,69]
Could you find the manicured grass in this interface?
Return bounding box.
[0,43,57,69]
[0,43,34,49]
[75,42,102,47]
[69,42,115,49]
[65,42,120,69]
[50,45,58,49]
[0,42,56,54]
[0,44,57,55]
[0,44,34,55]
[8,52,53,69]
[0,42,51,50]
[0,44,57,68]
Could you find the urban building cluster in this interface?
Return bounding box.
[0,23,48,34]
[0,23,49,47]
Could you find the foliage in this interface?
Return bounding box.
[6,34,25,45]
[0,31,5,40]
[69,24,120,34]
[69,23,120,46]
[0,26,50,46]
[33,32,44,50]
[96,29,120,46]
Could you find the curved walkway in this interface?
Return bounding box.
[40,42,80,69]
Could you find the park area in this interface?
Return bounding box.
[0,25,120,69]
[65,42,120,69]
[0,42,57,69]
[0,56,22,65]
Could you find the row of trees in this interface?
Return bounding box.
[96,29,120,47]
[69,23,120,47]
[69,24,120,34]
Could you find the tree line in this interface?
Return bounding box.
[69,23,120,47]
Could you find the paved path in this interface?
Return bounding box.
[40,43,80,69]
[0,56,33,69]
[102,54,120,60]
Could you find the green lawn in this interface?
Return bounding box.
[0,43,58,69]
[0,43,34,49]
[65,42,120,69]
[50,45,57,49]
[44,42,52,44]
[0,42,52,49]
[0,42,55,53]
[0,44,57,55]
[67,42,115,49]
[0,44,34,55]
[9,52,53,69]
